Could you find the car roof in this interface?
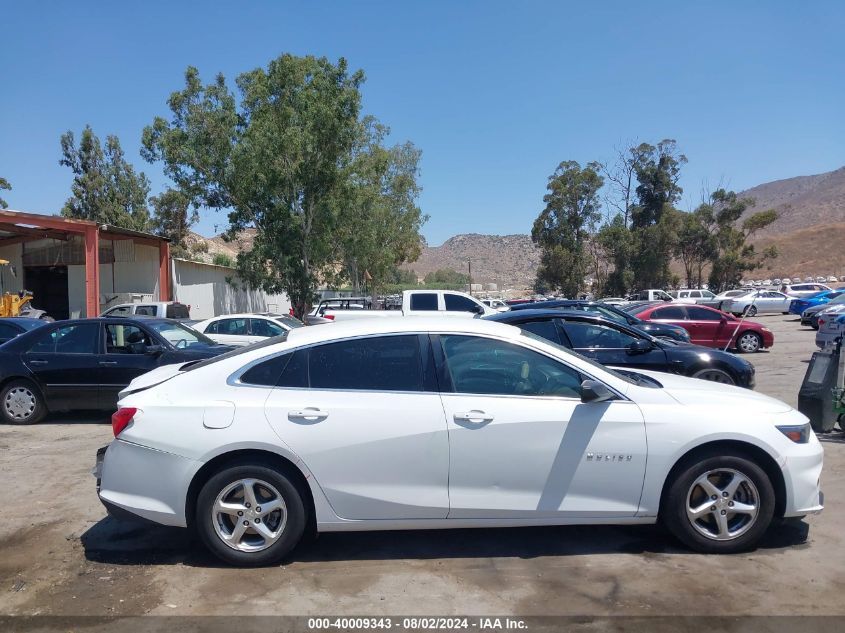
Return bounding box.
[198,313,274,321]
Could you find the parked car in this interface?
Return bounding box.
[486,309,755,387]
[193,313,304,346]
[700,289,750,311]
[95,316,822,566]
[628,289,674,302]
[669,289,718,304]
[627,303,774,353]
[0,317,232,424]
[101,301,191,319]
[827,276,839,284]
[307,290,497,325]
[805,301,845,329]
[510,300,691,342]
[816,312,845,349]
[722,290,792,316]
[780,283,832,298]
[788,290,845,318]
[0,317,49,345]
[480,298,510,312]
[598,297,627,305]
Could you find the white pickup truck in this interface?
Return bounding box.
[307,290,498,324]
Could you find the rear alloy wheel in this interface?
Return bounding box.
[663,453,774,553]
[0,380,46,425]
[196,462,306,566]
[691,368,736,385]
[743,305,758,317]
[736,331,762,353]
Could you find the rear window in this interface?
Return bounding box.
[166,304,190,319]
[410,293,438,311]
[308,335,424,391]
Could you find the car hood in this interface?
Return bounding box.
[627,369,792,413]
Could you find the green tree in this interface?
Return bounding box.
[595,214,633,296]
[212,252,234,267]
[628,139,686,289]
[142,56,365,318]
[336,118,426,300]
[0,177,11,208]
[531,160,603,297]
[703,189,778,291]
[387,267,418,285]
[150,188,197,257]
[59,126,151,231]
[674,207,717,288]
[424,268,470,286]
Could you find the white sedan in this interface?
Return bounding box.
[722,290,793,316]
[193,313,303,346]
[95,317,823,566]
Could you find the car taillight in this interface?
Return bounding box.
[324,314,335,320]
[112,407,138,437]
[818,318,825,326]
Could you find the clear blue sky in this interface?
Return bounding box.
[1,1,843,245]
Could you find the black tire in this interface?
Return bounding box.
[662,451,775,553]
[735,331,762,353]
[690,367,737,386]
[0,379,47,425]
[743,305,758,317]
[196,460,306,566]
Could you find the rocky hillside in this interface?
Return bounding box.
[400,233,541,290]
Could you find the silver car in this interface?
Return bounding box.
[723,290,792,317]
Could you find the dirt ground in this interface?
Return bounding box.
[1,313,843,620]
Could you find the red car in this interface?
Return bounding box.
[628,303,774,353]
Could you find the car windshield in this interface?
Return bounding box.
[274,315,304,329]
[16,319,48,331]
[147,321,219,349]
[519,329,651,388]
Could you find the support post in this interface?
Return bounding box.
[84,225,100,317]
[158,240,171,301]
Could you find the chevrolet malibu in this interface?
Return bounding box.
[95,318,823,566]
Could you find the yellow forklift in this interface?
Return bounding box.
[0,259,52,320]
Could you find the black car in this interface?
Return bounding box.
[485,309,755,388]
[0,317,50,344]
[508,300,691,343]
[0,317,232,424]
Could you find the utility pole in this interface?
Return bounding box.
[467,258,473,296]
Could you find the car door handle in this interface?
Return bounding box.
[29,360,48,365]
[454,410,494,424]
[99,361,118,366]
[288,408,329,422]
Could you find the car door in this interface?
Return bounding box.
[22,322,101,410]
[99,322,161,409]
[558,319,669,372]
[263,334,450,520]
[648,305,694,341]
[436,334,646,518]
[685,306,732,347]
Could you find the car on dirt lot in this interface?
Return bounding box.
[95,317,822,566]
[789,290,845,318]
[193,313,304,346]
[721,290,792,316]
[626,303,774,353]
[0,317,232,424]
[485,309,756,387]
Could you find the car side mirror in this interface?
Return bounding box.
[580,379,615,403]
[472,304,485,315]
[627,339,652,354]
[145,344,163,355]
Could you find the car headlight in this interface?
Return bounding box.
[776,423,811,443]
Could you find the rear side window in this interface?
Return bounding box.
[217,318,248,335]
[651,306,686,320]
[166,304,190,319]
[444,293,479,313]
[519,319,562,345]
[308,335,424,391]
[250,319,285,338]
[410,293,438,311]
[240,349,308,387]
[29,323,99,354]
[135,305,157,316]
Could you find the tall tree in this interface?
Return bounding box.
[59,126,151,231]
[150,188,197,256]
[601,142,649,228]
[531,161,603,297]
[629,139,687,289]
[142,55,366,318]
[703,189,778,291]
[0,176,11,208]
[336,118,426,300]
[674,207,717,288]
[595,214,633,296]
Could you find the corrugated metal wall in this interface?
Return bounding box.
[172,259,290,319]
[0,243,23,294]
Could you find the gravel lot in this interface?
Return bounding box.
[1,313,843,619]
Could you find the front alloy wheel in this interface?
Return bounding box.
[663,452,774,553]
[737,332,762,353]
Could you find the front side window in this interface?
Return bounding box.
[410,293,438,311]
[217,318,248,335]
[29,323,99,354]
[441,335,582,398]
[444,293,480,313]
[250,318,285,338]
[308,335,424,391]
[105,324,152,354]
[560,322,637,349]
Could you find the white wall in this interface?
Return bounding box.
[172,259,290,319]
